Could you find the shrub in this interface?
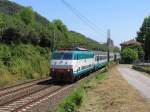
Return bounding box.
[0,44,50,86]
[121,48,138,64]
[58,88,84,112]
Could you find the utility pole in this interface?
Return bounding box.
[107,29,110,62]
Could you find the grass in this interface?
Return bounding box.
[132,65,150,74]
[0,43,50,87]
[142,66,150,71]
[57,71,109,112]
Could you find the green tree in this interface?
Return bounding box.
[19,7,35,25]
[121,48,138,64]
[136,16,150,60]
[128,45,143,60]
[52,19,68,32]
[52,20,69,49]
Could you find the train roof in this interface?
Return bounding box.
[53,50,94,55]
[93,51,107,55]
[56,47,88,51]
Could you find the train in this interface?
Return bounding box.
[50,47,120,82]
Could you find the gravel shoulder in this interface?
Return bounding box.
[79,66,150,112]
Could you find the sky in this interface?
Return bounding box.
[10,0,150,46]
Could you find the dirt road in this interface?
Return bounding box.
[117,64,150,102]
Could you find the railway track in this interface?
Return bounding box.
[0,77,51,94]
[0,84,68,112]
[0,77,65,112]
[0,67,107,112]
[0,78,52,105]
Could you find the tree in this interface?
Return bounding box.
[136,16,150,60]
[28,29,40,45]
[19,7,35,25]
[52,19,68,32]
[121,48,138,64]
[128,45,144,60]
[2,27,21,43]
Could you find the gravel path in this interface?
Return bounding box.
[117,64,150,102]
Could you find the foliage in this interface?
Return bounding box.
[58,72,109,112]
[19,7,34,25]
[136,16,150,60]
[59,88,84,112]
[121,48,138,64]
[128,45,144,59]
[0,44,50,87]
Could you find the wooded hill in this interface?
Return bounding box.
[0,0,112,51]
[0,0,119,86]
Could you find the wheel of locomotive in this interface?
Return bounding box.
[70,77,76,83]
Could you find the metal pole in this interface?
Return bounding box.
[107,29,110,62]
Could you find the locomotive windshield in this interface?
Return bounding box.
[52,52,73,60]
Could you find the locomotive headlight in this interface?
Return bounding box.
[67,69,70,72]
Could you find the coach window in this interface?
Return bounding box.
[74,54,77,60]
[77,54,79,60]
[97,56,99,61]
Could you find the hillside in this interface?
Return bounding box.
[0,0,109,50]
[0,0,117,87]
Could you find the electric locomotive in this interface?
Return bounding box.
[50,48,94,82]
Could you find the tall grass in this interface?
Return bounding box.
[59,88,84,112]
[0,44,50,87]
[58,72,109,112]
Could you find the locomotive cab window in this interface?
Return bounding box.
[52,53,62,60]
[63,53,73,60]
[52,52,73,60]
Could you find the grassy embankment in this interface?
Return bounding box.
[132,65,150,74]
[58,71,109,112]
[0,44,50,87]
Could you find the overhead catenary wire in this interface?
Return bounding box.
[61,0,106,37]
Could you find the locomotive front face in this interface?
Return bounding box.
[50,51,75,81]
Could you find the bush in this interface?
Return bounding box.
[121,48,138,64]
[0,44,50,86]
[58,88,84,112]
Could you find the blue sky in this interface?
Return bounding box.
[10,0,150,46]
